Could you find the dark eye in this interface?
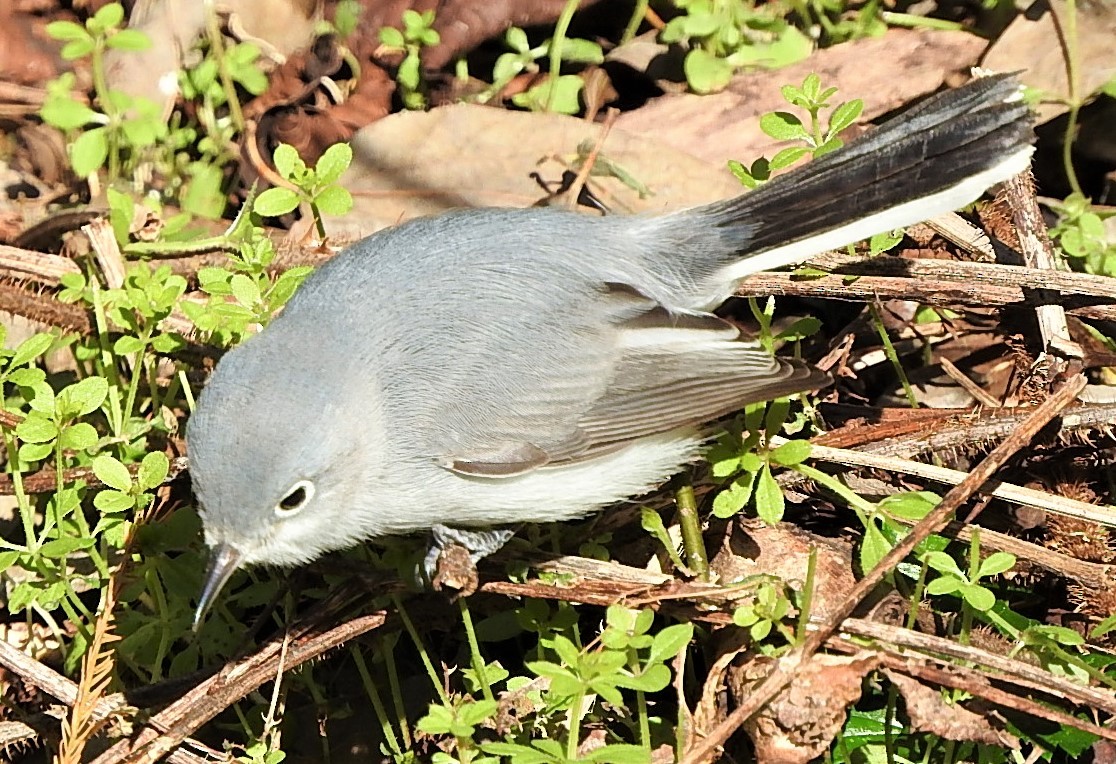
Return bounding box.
[275,480,315,517]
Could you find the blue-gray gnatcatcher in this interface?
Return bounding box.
[187,74,1034,625]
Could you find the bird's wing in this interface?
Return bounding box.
[440,286,827,477]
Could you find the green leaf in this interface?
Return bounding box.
[16,414,59,444]
[879,490,938,520]
[138,450,170,490]
[181,162,227,220]
[649,623,694,664]
[94,489,135,513]
[92,454,132,492]
[712,471,756,518]
[45,20,90,42]
[71,126,109,176]
[859,520,891,573]
[505,27,529,53]
[0,551,21,574]
[19,442,53,463]
[557,37,604,64]
[684,48,734,95]
[926,576,961,596]
[769,146,809,171]
[314,143,352,185]
[976,551,1016,579]
[922,551,964,578]
[760,111,808,141]
[113,335,146,355]
[828,99,864,134]
[640,507,687,571]
[254,187,300,217]
[57,376,109,417]
[61,38,96,60]
[754,463,784,523]
[961,583,995,611]
[548,634,581,667]
[379,26,405,48]
[272,144,305,180]
[618,663,671,692]
[40,98,99,130]
[493,52,527,84]
[39,536,95,558]
[11,333,55,369]
[313,184,353,216]
[106,29,151,51]
[769,439,810,466]
[59,422,98,451]
[93,3,125,30]
[229,274,262,306]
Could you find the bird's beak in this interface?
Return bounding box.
[193,542,244,631]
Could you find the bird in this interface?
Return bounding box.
[186,73,1035,625]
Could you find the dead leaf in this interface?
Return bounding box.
[982,0,1116,123]
[335,103,743,238]
[885,669,1020,748]
[708,518,855,621]
[735,652,881,764]
[614,28,987,170]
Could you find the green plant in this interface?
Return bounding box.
[41,3,165,180]
[660,0,813,94]
[175,39,269,218]
[729,73,863,187]
[254,143,354,241]
[478,26,603,114]
[731,578,795,647]
[707,398,815,524]
[1049,193,1116,277]
[379,9,441,110]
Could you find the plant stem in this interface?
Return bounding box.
[392,594,450,704]
[628,650,651,748]
[566,689,585,760]
[546,0,580,112]
[352,645,403,755]
[869,303,918,409]
[674,478,709,581]
[1060,0,1084,196]
[791,462,877,515]
[621,0,650,44]
[458,597,495,703]
[203,0,246,133]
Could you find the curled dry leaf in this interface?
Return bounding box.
[708,518,855,621]
[885,668,1020,748]
[734,652,881,764]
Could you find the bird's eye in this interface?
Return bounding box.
[275,480,315,517]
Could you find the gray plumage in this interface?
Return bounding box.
[187,74,1034,620]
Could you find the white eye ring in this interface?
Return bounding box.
[275,479,315,517]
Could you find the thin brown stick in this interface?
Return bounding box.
[682,374,1087,764]
[563,108,619,211]
[1000,170,1081,359]
[839,618,1116,716]
[89,608,386,764]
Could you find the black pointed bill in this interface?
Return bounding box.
[193,542,243,631]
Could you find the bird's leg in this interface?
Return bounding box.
[419,524,517,591]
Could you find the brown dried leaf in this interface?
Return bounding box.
[982,0,1116,123]
[336,103,742,238]
[708,519,855,621]
[736,653,881,764]
[885,669,1020,748]
[614,28,986,171]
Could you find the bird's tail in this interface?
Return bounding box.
[653,73,1034,291]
